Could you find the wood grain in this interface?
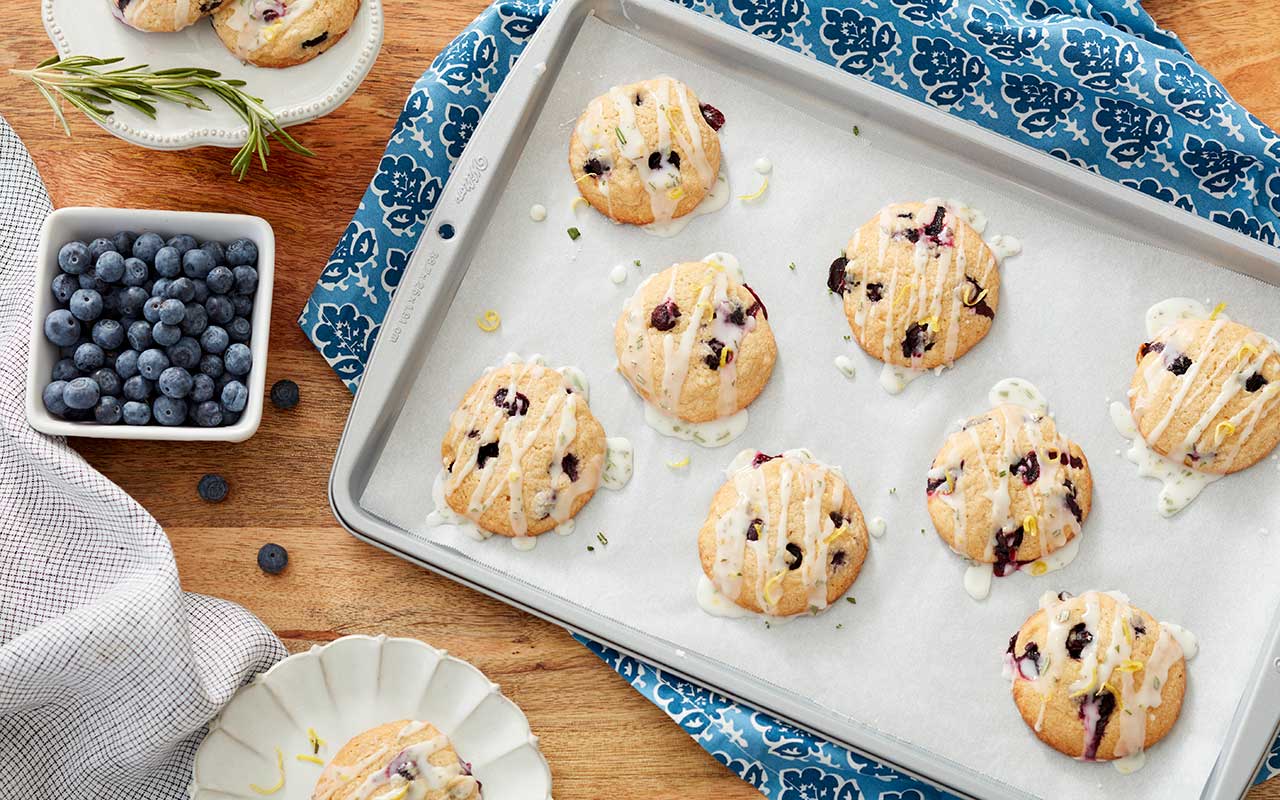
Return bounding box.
[4,0,1279,797]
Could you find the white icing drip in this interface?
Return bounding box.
[511,536,536,551]
[834,355,856,380]
[529,204,547,222]
[426,471,490,541]
[642,169,730,237]
[1145,297,1215,338]
[602,437,634,490]
[868,516,887,538]
[752,157,773,174]
[349,734,473,800]
[988,377,1049,415]
[609,263,628,284]
[396,720,429,740]
[963,562,993,600]
[879,363,925,394]
[218,0,320,54]
[644,404,747,447]
[988,234,1022,262]
[696,574,753,618]
[1110,400,1220,516]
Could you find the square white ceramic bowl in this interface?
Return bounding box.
[26,207,274,442]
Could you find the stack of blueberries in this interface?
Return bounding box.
[41,230,259,427]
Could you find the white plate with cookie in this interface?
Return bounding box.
[189,634,551,800]
[42,0,383,151]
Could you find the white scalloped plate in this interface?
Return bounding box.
[42,0,383,150]
[189,635,552,800]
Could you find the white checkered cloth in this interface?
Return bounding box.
[0,116,286,797]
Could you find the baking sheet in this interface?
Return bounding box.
[358,15,1280,799]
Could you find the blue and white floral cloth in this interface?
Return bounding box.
[300,0,1280,793]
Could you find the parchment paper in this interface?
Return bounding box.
[360,16,1280,799]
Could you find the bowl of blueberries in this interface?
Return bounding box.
[25,207,274,441]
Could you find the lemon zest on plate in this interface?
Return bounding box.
[665,456,690,469]
[737,177,769,202]
[249,748,285,795]
[1209,301,1227,320]
[1029,561,1048,576]
[476,310,501,332]
[306,727,325,754]
[296,754,324,765]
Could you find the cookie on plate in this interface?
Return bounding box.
[569,76,724,226]
[109,0,223,32]
[615,257,776,423]
[312,720,479,800]
[214,0,359,67]
[1006,590,1189,763]
[698,449,869,617]
[440,358,607,539]
[1130,317,1280,473]
[927,404,1091,574]
[831,201,1000,370]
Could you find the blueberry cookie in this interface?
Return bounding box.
[1006,591,1189,763]
[831,201,1000,370]
[213,0,359,68]
[569,77,724,226]
[110,0,225,32]
[698,449,869,617]
[440,359,607,539]
[1130,317,1280,473]
[312,720,479,800]
[927,405,1091,575]
[615,258,776,423]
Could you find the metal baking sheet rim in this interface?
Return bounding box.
[326,0,1280,796]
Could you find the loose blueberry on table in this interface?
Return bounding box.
[42,232,260,428]
[257,543,289,575]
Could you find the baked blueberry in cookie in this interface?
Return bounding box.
[312,720,479,800]
[569,77,723,226]
[1005,591,1191,764]
[110,0,224,32]
[834,201,1000,371]
[927,404,1091,577]
[615,257,777,424]
[440,358,607,539]
[1130,317,1280,473]
[214,0,360,68]
[698,449,870,617]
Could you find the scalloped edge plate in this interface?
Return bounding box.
[42,0,384,150]
[189,635,552,800]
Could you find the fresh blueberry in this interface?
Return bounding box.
[198,353,225,378]
[154,246,183,278]
[142,296,164,323]
[224,343,252,376]
[87,238,117,263]
[205,295,234,325]
[232,265,258,296]
[152,395,187,426]
[91,367,122,397]
[167,336,202,369]
[270,379,300,410]
[101,289,121,317]
[165,277,195,303]
[200,325,229,354]
[118,286,149,317]
[51,358,80,382]
[58,241,92,274]
[77,270,103,291]
[115,349,141,379]
[151,278,173,299]
[191,373,216,403]
[122,375,154,401]
[1066,622,1093,659]
[257,543,288,574]
[91,318,125,350]
[191,279,210,304]
[95,250,126,283]
[43,381,70,416]
[193,400,223,427]
[158,366,194,398]
[220,379,249,412]
[206,266,234,295]
[122,257,150,287]
[63,377,100,410]
[183,248,215,280]
[226,238,258,267]
[166,234,198,255]
[74,342,104,372]
[198,473,230,503]
[137,348,170,380]
[122,400,151,425]
[227,317,252,344]
[43,308,81,345]
[127,319,154,351]
[180,303,208,336]
[198,240,226,265]
[1168,354,1192,375]
[152,321,181,347]
[111,230,138,255]
[95,396,123,425]
[132,232,165,265]
[158,298,186,325]
[59,344,79,359]
[51,273,79,304]
[69,289,103,322]
[827,257,850,294]
[222,409,241,426]
[231,295,253,318]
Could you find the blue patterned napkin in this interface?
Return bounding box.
[301,0,1280,793]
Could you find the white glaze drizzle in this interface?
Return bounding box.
[1110,400,1221,517]
[349,733,476,800]
[218,0,320,54]
[643,169,730,238]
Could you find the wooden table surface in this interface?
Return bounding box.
[5,0,1279,797]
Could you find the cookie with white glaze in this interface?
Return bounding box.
[698,450,869,617]
[569,77,724,226]
[1006,591,1188,762]
[927,404,1091,573]
[440,359,607,539]
[312,720,479,800]
[214,0,359,67]
[110,0,224,32]
[615,258,776,423]
[831,201,999,370]
[1130,317,1280,473]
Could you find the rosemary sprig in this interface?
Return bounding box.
[11,55,314,180]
